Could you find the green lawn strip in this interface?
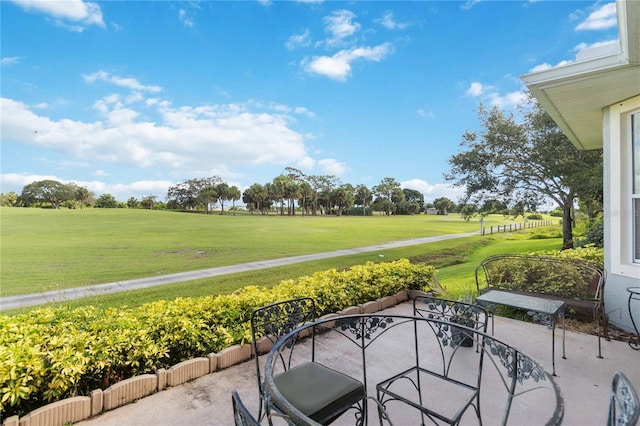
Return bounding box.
[2,233,562,315]
[435,235,564,298]
[1,208,537,296]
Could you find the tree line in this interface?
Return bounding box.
[2,173,445,216]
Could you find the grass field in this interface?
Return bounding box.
[0,207,563,313]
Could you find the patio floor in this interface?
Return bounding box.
[76,301,640,425]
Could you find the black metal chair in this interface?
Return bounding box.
[377,296,490,425]
[232,390,261,426]
[608,372,640,426]
[251,298,366,425]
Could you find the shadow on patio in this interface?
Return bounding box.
[77,301,639,425]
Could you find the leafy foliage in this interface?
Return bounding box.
[482,259,590,298]
[0,259,438,417]
[529,246,604,269]
[575,220,604,249]
[446,98,602,249]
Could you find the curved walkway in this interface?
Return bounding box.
[0,232,477,311]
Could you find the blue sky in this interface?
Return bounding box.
[1,0,619,203]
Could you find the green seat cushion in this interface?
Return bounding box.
[273,362,364,423]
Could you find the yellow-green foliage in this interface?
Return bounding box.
[0,259,437,417]
[530,246,604,269]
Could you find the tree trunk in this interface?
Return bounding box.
[562,202,574,249]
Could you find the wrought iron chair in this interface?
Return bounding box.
[608,372,640,426]
[377,296,490,425]
[251,298,365,425]
[232,390,261,426]
[413,296,489,348]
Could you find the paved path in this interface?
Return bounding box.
[0,232,477,311]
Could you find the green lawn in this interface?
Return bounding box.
[1,207,563,314]
[1,208,510,296]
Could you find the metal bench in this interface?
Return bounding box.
[475,254,607,358]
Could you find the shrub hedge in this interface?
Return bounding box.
[0,259,438,417]
[530,246,604,269]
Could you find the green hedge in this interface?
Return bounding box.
[0,259,438,417]
[530,246,604,269]
[482,248,605,300]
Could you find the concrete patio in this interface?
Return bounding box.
[77,301,640,426]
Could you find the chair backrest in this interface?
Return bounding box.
[413,296,489,382]
[608,372,640,426]
[413,296,489,333]
[250,298,316,420]
[232,390,260,426]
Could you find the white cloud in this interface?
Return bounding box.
[575,2,617,31]
[573,39,619,60]
[400,179,466,203]
[465,82,487,97]
[528,39,618,73]
[528,60,573,73]
[377,11,408,30]
[461,0,482,11]
[303,43,393,81]
[487,90,528,109]
[11,0,105,30]
[1,56,23,66]
[324,10,360,46]
[83,71,163,93]
[465,81,526,109]
[286,29,311,50]
[1,95,315,177]
[416,108,434,119]
[318,158,348,176]
[178,9,194,27]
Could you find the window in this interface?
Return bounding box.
[609,95,640,276]
[633,112,640,263]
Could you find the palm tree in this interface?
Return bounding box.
[229,186,241,214]
[216,183,231,215]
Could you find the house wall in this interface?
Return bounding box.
[602,104,640,332]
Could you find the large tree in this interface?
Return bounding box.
[433,197,453,215]
[354,184,373,216]
[73,185,94,209]
[445,99,603,249]
[216,182,231,214]
[167,177,222,210]
[18,180,75,208]
[373,177,404,216]
[243,183,269,214]
[95,193,117,208]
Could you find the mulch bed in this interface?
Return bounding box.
[562,317,637,343]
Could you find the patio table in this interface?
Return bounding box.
[476,290,566,376]
[263,313,564,425]
[627,287,640,350]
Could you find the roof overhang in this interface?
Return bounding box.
[521,0,640,150]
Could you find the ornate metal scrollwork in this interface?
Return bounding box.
[256,300,314,347]
[485,337,546,384]
[336,316,394,340]
[617,378,639,425]
[527,310,555,329]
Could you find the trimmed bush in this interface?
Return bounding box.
[0,259,438,417]
[530,246,604,269]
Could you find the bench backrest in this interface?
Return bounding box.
[475,254,604,301]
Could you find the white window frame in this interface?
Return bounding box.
[609,94,640,277]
